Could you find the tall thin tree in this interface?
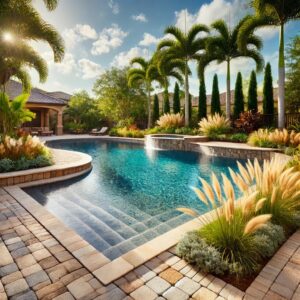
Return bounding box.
[198,77,207,120]
[248,70,258,112]
[263,62,274,115]
[153,94,160,124]
[211,74,221,115]
[234,72,245,119]
[173,82,181,113]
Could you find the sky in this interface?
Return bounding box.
[30,0,300,96]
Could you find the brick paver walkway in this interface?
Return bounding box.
[1,187,300,299]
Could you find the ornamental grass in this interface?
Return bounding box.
[157,113,184,129]
[198,113,230,137]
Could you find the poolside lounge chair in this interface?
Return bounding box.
[40,127,53,136]
[90,127,108,136]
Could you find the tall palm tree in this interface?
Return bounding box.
[127,57,161,128]
[203,17,264,119]
[152,50,185,113]
[157,24,209,126]
[238,1,300,128]
[0,0,64,90]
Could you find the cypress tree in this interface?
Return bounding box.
[198,77,207,120]
[211,74,221,115]
[263,63,274,115]
[173,82,180,113]
[233,72,244,119]
[163,89,170,113]
[247,70,258,112]
[153,94,159,124]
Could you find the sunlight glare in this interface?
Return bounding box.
[3,32,14,42]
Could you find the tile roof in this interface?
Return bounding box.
[5,80,67,106]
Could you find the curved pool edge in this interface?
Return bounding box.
[0,148,92,187]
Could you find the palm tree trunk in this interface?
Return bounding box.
[278,23,285,129]
[147,87,152,129]
[226,59,231,119]
[184,59,189,126]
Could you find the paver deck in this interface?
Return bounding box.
[0,187,300,299]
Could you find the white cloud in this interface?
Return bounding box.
[91,24,128,55]
[42,52,77,75]
[175,0,248,31]
[108,0,119,15]
[132,13,148,22]
[78,58,103,79]
[139,33,161,46]
[256,27,278,40]
[63,24,97,49]
[111,47,149,68]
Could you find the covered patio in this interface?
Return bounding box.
[6,80,70,135]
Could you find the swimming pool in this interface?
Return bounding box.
[24,139,244,259]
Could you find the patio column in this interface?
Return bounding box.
[45,109,50,128]
[56,110,63,135]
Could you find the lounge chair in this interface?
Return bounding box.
[40,127,53,136]
[90,127,108,136]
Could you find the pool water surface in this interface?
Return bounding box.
[24,140,244,259]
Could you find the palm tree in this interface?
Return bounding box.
[152,50,185,113]
[127,57,161,128]
[203,17,264,119]
[0,0,64,90]
[238,1,300,128]
[157,24,209,126]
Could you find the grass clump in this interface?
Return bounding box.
[157,113,184,129]
[199,114,230,137]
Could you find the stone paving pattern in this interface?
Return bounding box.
[1,187,300,299]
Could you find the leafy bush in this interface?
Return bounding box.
[0,158,14,172]
[176,231,228,275]
[157,113,184,129]
[109,127,145,138]
[175,127,199,135]
[229,133,248,143]
[234,111,262,133]
[199,114,230,137]
[64,122,85,134]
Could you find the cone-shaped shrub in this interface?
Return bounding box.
[198,77,207,120]
[248,70,258,112]
[211,74,221,115]
[153,94,159,124]
[234,72,244,119]
[263,63,274,115]
[173,82,181,114]
[163,90,170,114]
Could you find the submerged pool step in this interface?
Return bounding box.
[51,194,126,246]
[29,190,111,252]
[64,191,142,238]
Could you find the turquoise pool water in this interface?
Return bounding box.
[24,140,244,259]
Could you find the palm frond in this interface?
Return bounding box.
[164,26,185,45]
[211,20,230,40]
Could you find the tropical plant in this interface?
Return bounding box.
[157,24,209,126]
[153,94,160,124]
[234,111,262,133]
[238,1,300,128]
[0,92,35,136]
[248,70,258,112]
[211,74,221,115]
[198,77,207,120]
[173,82,181,114]
[0,0,64,91]
[286,35,300,112]
[153,50,184,114]
[203,17,264,119]
[128,58,161,128]
[233,72,244,119]
[157,113,184,129]
[263,63,274,115]
[199,114,230,137]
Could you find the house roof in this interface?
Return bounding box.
[5,80,68,106]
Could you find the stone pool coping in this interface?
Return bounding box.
[0,149,92,187]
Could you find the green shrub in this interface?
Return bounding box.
[175,127,198,135]
[0,158,14,172]
[247,129,277,148]
[176,231,228,275]
[229,133,248,143]
[109,127,145,138]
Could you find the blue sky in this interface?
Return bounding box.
[31,0,300,96]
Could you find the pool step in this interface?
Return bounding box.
[53,194,126,246]
[30,190,112,252]
[65,191,142,238]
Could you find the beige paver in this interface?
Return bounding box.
[130,285,157,300]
